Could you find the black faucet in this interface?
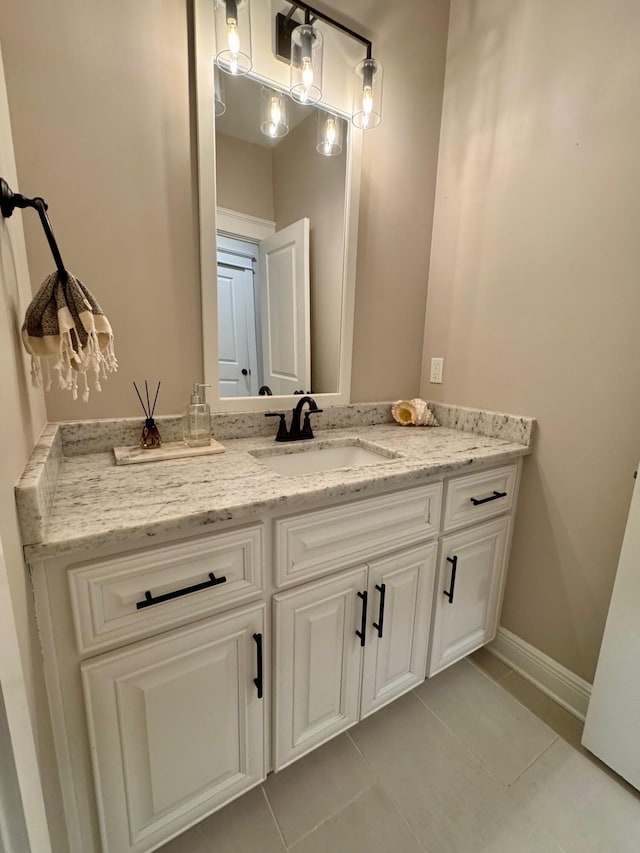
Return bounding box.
[265,396,323,442]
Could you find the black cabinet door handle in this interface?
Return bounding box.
[355,590,368,647]
[443,556,457,604]
[136,572,227,610]
[470,490,507,506]
[253,633,263,699]
[373,583,386,638]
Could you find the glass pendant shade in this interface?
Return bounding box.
[260,88,289,139]
[290,23,323,105]
[316,111,343,156]
[352,57,383,129]
[215,0,252,76]
[214,66,226,117]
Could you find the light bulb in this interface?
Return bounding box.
[269,123,277,138]
[270,97,282,126]
[362,87,374,114]
[227,18,240,54]
[302,57,314,90]
[358,86,374,129]
[226,17,240,74]
[325,118,337,146]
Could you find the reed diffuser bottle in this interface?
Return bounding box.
[134,380,162,449]
[183,383,211,447]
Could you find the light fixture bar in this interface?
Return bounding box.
[276,0,373,62]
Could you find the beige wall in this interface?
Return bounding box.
[0,0,202,421]
[0,44,63,846]
[0,0,450,418]
[272,113,347,392]
[215,133,274,221]
[421,0,640,682]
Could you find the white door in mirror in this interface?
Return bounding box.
[217,254,257,396]
[259,218,310,395]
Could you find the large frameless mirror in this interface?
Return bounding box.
[194,0,362,411]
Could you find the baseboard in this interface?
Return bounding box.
[487,627,592,721]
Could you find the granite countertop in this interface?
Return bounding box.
[16,402,535,560]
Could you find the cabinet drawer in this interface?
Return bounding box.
[69,525,263,654]
[442,464,517,532]
[274,483,441,588]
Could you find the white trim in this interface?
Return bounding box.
[0,539,52,853]
[0,41,52,853]
[193,0,362,412]
[487,626,592,721]
[216,207,275,242]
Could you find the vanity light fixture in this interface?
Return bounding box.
[352,57,383,130]
[276,1,383,130]
[260,87,289,139]
[316,111,343,156]
[289,12,323,105]
[215,0,252,76]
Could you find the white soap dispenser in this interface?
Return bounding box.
[183,383,212,447]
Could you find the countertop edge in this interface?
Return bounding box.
[23,442,531,562]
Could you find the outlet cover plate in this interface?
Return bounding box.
[430,357,444,384]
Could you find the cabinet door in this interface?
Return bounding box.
[273,566,367,770]
[428,517,510,677]
[361,543,437,718]
[81,603,266,853]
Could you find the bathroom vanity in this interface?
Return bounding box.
[17,403,534,853]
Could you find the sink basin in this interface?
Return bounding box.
[251,440,402,476]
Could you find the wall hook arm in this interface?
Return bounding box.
[1,177,67,276]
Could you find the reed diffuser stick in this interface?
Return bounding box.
[133,381,149,417]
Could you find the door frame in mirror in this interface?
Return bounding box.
[193,0,362,412]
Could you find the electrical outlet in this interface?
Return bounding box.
[430,357,444,384]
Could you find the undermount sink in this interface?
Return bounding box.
[251,440,402,476]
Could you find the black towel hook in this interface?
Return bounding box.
[0,177,67,276]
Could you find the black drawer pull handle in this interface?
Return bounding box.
[253,633,263,699]
[355,590,368,647]
[443,556,457,604]
[136,572,227,610]
[470,490,507,506]
[373,583,386,639]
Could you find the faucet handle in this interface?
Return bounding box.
[265,411,289,442]
[301,409,323,439]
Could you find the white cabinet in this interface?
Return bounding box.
[273,566,367,770]
[360,544,437,718]
[428,517,511,676]
[31,463,521,852]
[81,602,266,853]
[274,543,437,769]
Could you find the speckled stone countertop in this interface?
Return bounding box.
[16,402,535,561]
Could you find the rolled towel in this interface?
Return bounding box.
[391,399,439,427]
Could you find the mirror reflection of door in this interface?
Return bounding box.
[258,218,310,396]
[217,237,258,397]
[217,222,311,397]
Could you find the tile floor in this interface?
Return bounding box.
[161,650,640,852]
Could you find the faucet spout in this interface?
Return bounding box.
[289,396,319,438]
